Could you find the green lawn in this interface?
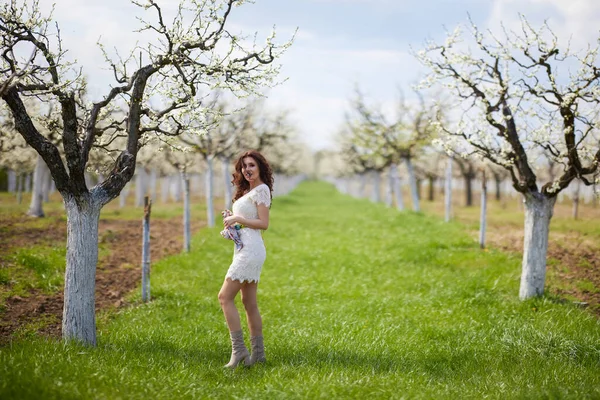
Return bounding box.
[1,181,599,399]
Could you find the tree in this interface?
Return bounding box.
[346,88,437,210]
[417,16,600,299]
[0,0,291,345]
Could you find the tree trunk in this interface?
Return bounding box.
[519,193,556,300]
[445,156,453,222]
[182,170,191,253]
[24,173,31,192]
[205,157,215,227]
[465,175,473,207]
[62,195,101,345]
[28,154,50,217]
[405,157,420,212]
[572,179,580,220]
[494,176,502,201]
[222,157,232,209]
[371,170,381,203]
[8,169,16,192]
[390,163,404,211]
[359,174,367,198]
[428,176,435,201]
[42,169,52,203]
[385,169,393,207]
[16,173,23,204]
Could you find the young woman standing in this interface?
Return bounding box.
[218,150,273,368]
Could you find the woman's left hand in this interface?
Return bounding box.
[223,215,238,228]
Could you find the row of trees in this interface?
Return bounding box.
[0,0,294,346]
[332,17,600,301]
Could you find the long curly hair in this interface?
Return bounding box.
[231,150,274,204]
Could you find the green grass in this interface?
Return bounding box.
[1,181,599,399]
[0,245,66,305]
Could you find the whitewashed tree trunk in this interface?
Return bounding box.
[445,156,453,222]
[24,173,31,192]
[404,157,420,212]
[42,169,52,203]
[182,170,191,253]
[205,157,215,227]
[479,172,487,249]
[385,169,393,207]
[8,169,16,192]
[371,170,381,203]
[519,193,556,300]
[390,163,404,211]
[27,154,50,217]
[16,173,23,204]
[62,196,101,345]
[359,174,367,198]
[222,157,232,209]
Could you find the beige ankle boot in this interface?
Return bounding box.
[224,330,249,369]
[245,335,266,366]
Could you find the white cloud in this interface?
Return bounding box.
[488,0,600,49]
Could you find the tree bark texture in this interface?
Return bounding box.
[519,193,556,300]
[62,195,101,345]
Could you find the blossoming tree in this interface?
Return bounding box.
[416,17,600,299]
[0,0,291,345]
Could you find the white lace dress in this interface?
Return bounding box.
[225,184,271,283]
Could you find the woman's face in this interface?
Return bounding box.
[241,156,260,184]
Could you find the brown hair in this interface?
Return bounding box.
[231,150,274,204]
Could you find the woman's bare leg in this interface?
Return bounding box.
[218,278,244,332]
[241,282,262,336]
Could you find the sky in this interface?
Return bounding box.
[37,0,600,150]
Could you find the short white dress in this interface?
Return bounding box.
[225,183,271,283]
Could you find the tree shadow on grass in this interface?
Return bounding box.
[277,343,484,380]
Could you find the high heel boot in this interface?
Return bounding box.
[224,330,249,369]
[245,335,266,366]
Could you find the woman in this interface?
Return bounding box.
[218,150,273,369]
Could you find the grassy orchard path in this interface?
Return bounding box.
[1,181,599,399]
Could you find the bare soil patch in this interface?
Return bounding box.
[0,215,203,343]
[485,228,600,314]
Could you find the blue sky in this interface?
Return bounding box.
[39,0,600,150]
